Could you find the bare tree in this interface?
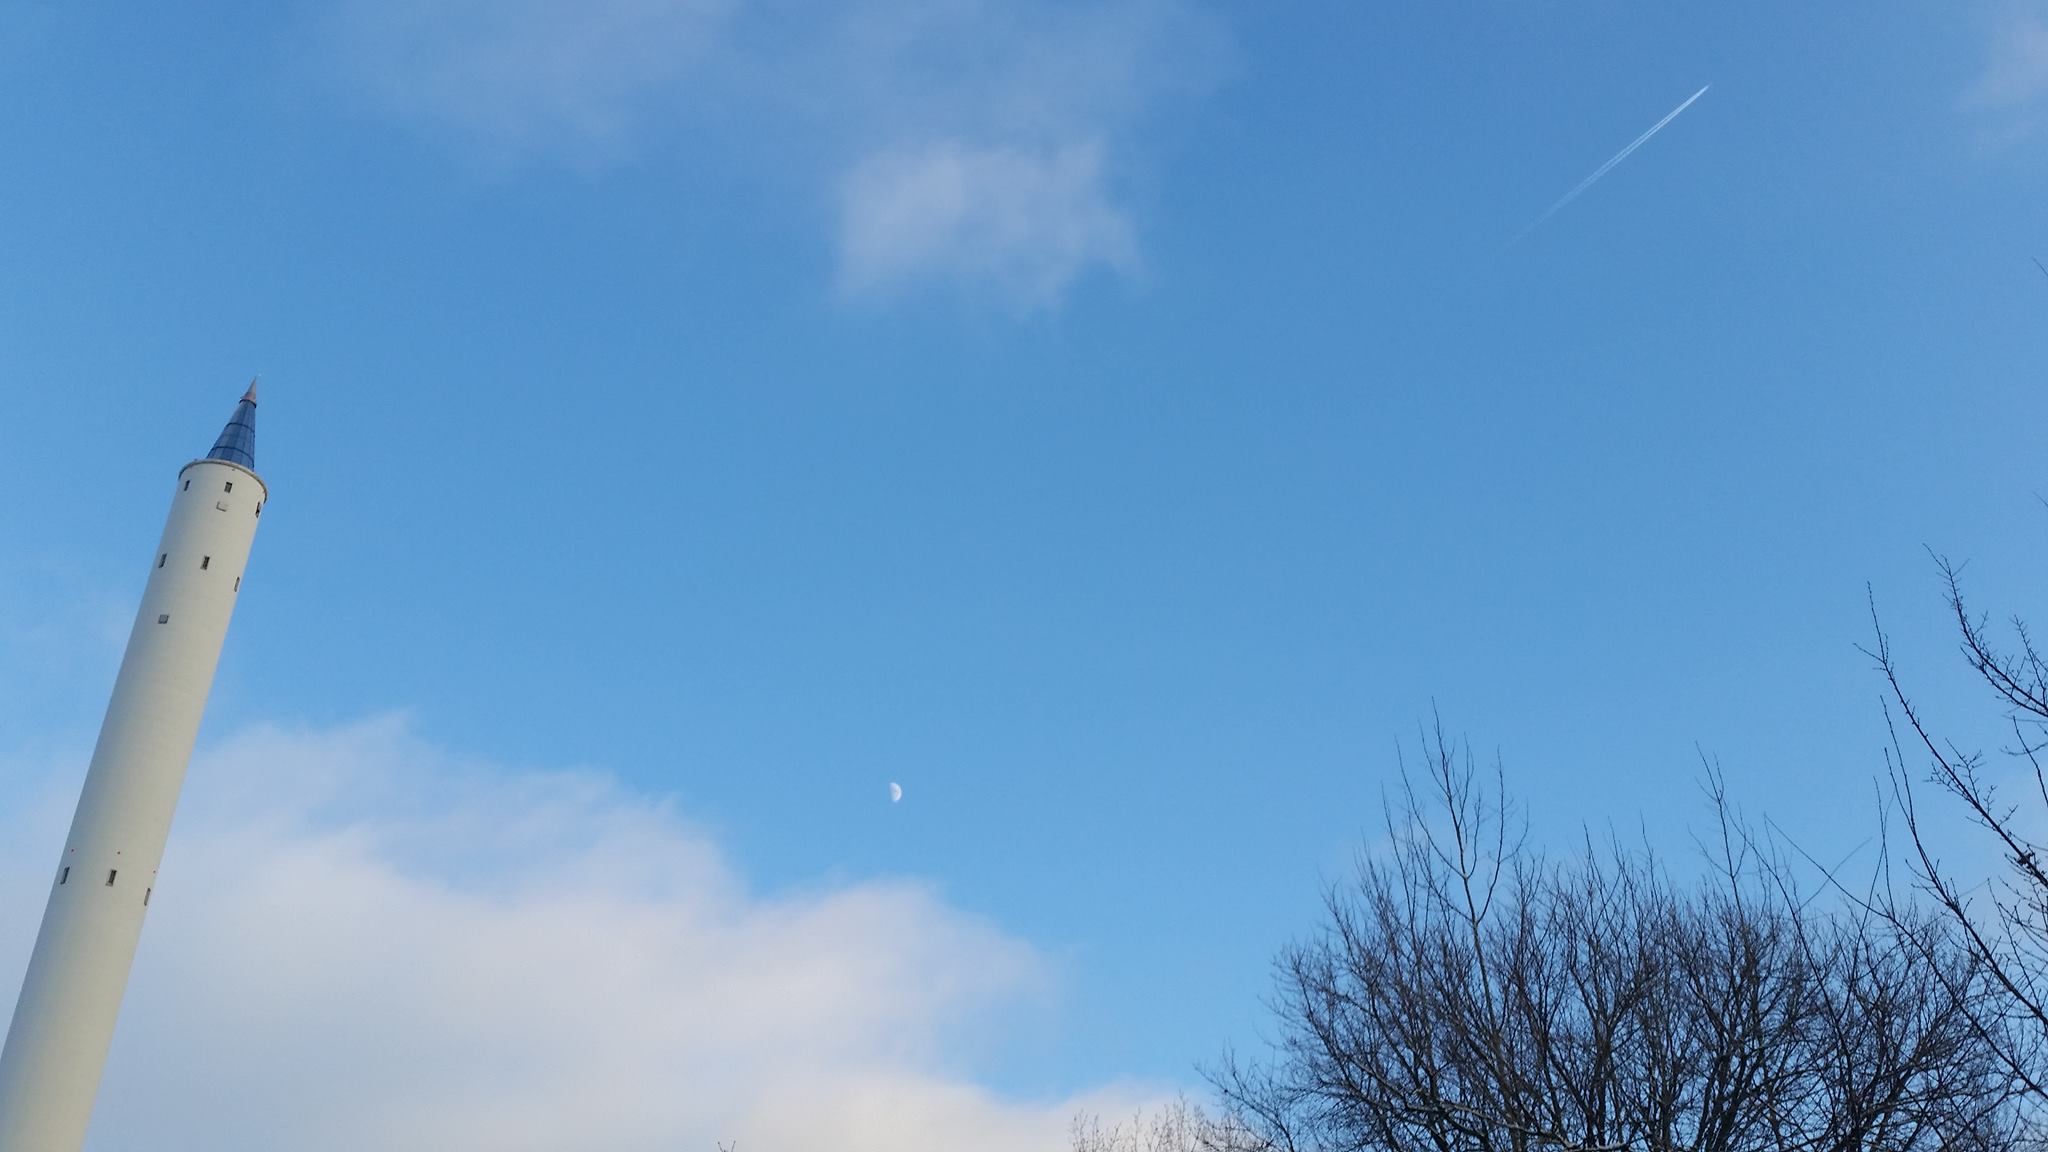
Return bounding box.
[1870,555,2048,1111]
[1071,1098,1264,1152]
[1202,719,2022,1152]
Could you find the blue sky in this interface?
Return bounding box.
[3,2,2048,1146]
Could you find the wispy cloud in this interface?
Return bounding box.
[838,139,1138,308]
[0,717,1168,1151]
[329,0,736,164]
[1966,2,2048,140]
[0,560,131,754]
[323,0,1228,308]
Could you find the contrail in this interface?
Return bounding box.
[1510,83,1711,246]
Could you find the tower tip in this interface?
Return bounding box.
[205,382,259,471]
[242,377,259,405]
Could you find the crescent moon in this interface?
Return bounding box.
[889,782,903,803]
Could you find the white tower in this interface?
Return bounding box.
[0,385,267,1152]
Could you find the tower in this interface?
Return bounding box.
[0,385,267,1151]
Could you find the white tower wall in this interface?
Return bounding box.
[0,451,265,1152]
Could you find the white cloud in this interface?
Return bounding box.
[0,717,1164,1151]
[321,0,1227,306]
[838,140,1137,309]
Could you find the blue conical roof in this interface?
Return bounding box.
[206,380,258,470]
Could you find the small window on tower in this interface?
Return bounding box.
[233,577,241,591]
[158,554,167,568]
[158,614,170,624]
[223,481,233,493]
[144,888,152,906]
[201,556,211,570]
[105,870,117,887]
[182,479,190,491]
[59,867,69,885]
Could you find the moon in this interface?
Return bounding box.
[889,782,903,803]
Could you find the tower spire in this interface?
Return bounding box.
[204,381,258,471]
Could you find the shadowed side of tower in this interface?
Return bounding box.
[0,386,268,1152]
